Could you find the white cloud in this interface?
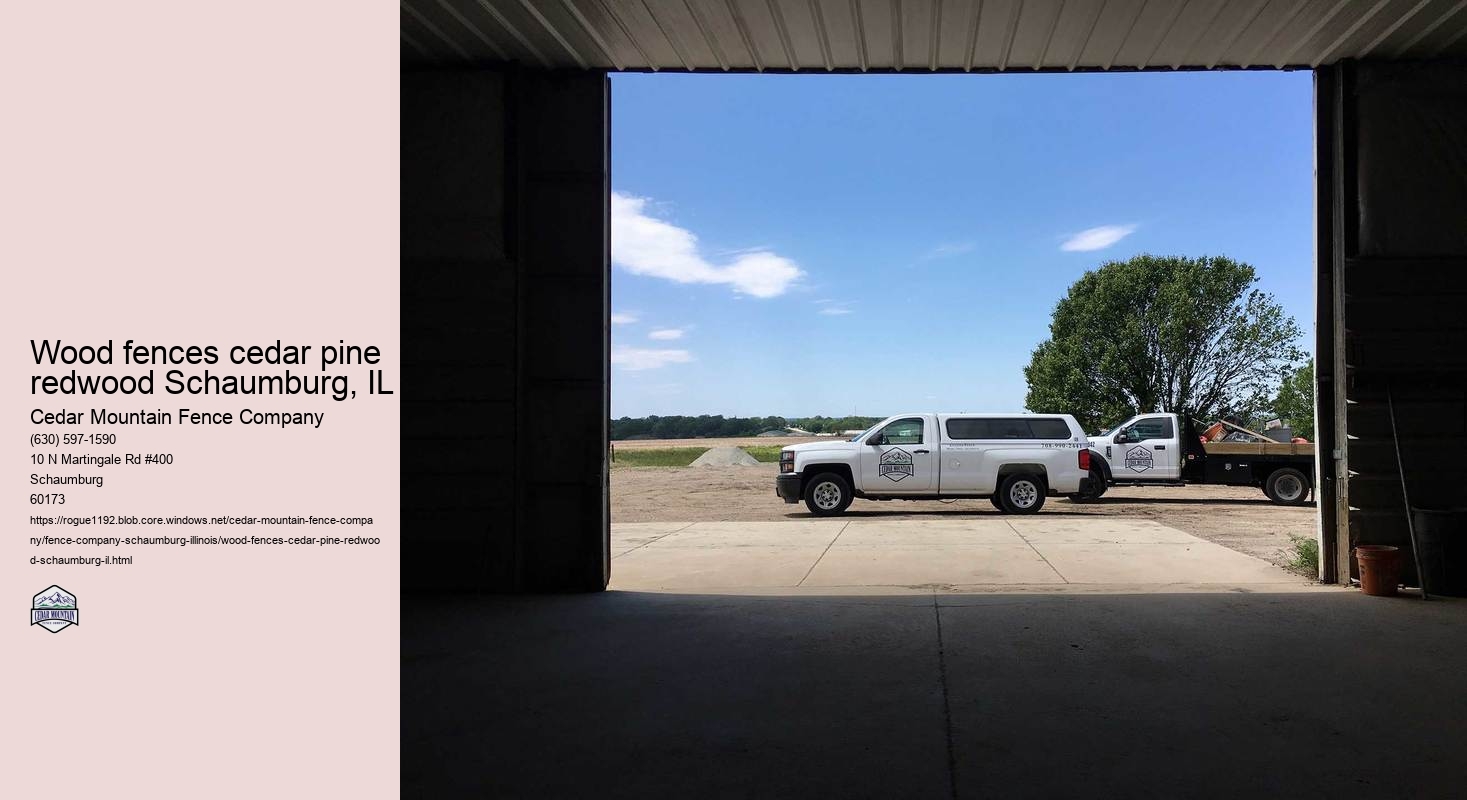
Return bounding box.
[648,328,685,341]
[904,240,978,270]
[818,306,854,316]
[1061,224,1138,252]
[610,312,638,325]
[611,346,693,371]
[611,192,803,298]
[709,245,771,257]
[928,241,976,258]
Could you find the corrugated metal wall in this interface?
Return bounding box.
[1321,59,1467,583]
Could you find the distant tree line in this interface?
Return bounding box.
[611,415,881,440]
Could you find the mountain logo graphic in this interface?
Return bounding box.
[32,585,78,633]
[879,448,915,482]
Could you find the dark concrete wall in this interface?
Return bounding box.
[1319,60,1467,583]
[402,69,609,592]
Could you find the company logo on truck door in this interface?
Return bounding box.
[879,448,914,481]
[1124,446,1153,472]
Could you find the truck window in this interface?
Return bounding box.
[879,418,924,444]
[987,419,1031,439]
[946,419,994,439]
[1026,419,1073,439]
[945,418,1072,440]
[1129,417,1174,441]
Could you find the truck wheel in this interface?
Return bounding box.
[804,472,853,516]
[1265,467,1310,505]
[998,474,1047,515]
[989,494,1003,511]
[1068,466,1108,503]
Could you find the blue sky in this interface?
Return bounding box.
[610,70,1314,418]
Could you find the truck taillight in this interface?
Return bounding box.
[1078,449,1090,470]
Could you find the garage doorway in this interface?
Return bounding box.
[607,70,1321,593]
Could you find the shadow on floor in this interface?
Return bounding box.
[403,589,1464,799]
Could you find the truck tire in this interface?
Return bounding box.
[998,473,1047,515]
[1068,466,1108,503]
[989,494,1003,510]
[804,472,854,516]
[1265,467,1311,505]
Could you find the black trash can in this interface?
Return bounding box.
[1411,507,1467,597]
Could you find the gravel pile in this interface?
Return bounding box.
[689,446,761,467]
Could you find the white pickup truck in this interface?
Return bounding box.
[775,413,1094,516]
[1079,412,1316,505]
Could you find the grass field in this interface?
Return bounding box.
[611,447,708,467]
[740,446,783,462]
[610,444,786,466]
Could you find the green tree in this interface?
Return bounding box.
[1024,254,1304,432]
[1272,362,1315,440]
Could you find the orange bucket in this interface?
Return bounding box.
[1355,545,1402,597]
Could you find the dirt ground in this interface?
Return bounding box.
[612,462,1319,573]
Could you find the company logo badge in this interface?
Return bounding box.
[879,448,915,482]
[32,585,78,633]
[1125,446,1154,473]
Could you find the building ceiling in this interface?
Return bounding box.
[401,0,1467,72]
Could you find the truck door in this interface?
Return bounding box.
[1112,415,1178,480]
[936,416,989,494]
[860,416,936,494]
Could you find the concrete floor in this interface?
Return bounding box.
[403,588,1466,798]
[610,518,1306,592]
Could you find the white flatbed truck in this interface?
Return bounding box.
[1079,412,1316,505]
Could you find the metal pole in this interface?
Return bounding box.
[1387,385,1429,600]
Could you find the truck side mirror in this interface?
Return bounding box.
[868,433,885,446]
